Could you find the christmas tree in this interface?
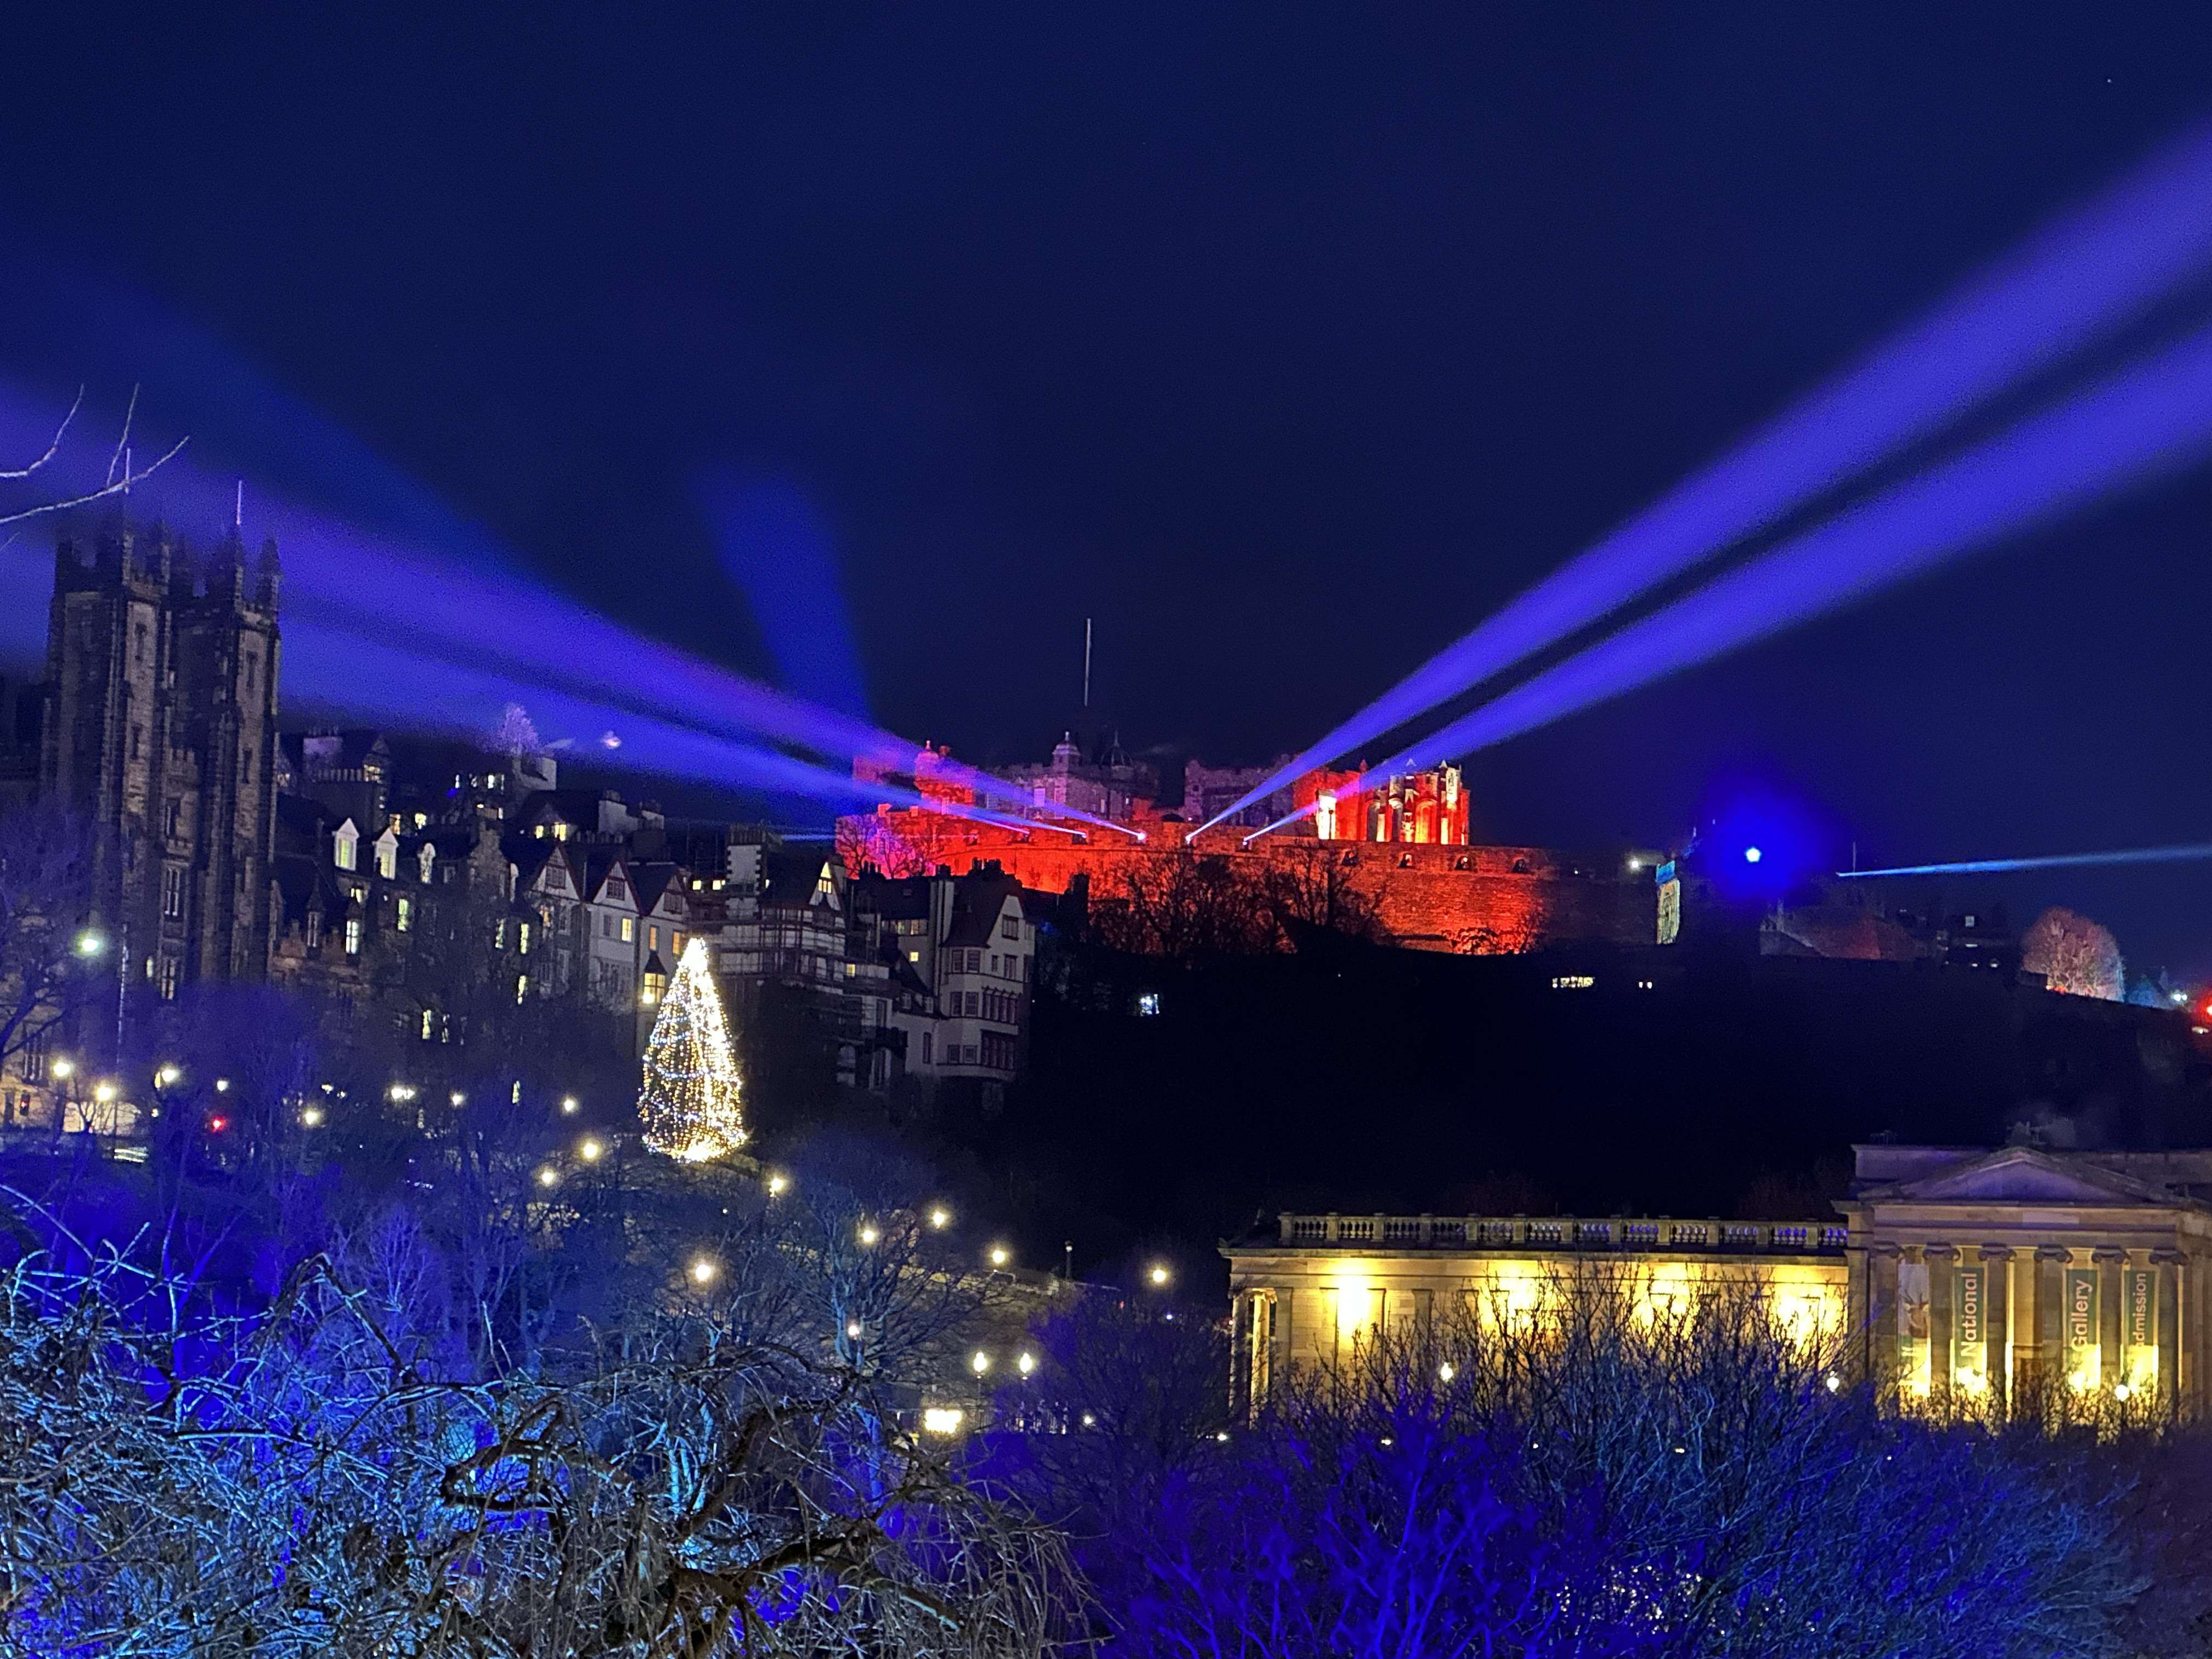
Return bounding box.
[637,939,747,1161]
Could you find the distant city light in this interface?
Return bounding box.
[859,1223,880,1246]
[215,1078,230,1092]
[450,1091,465,1107]
[301,1106,325,1128]
[1081,1412,1096,1427]
[690,1257,718,1284]
[929,1205,951,1228]
[208,1115,228,1132]
[845,1321,863,1340]
[767,1172,789,1195]
[535,1167,559,1188]
[156,1064,180,1086]
[561,1094,580,1114]
[1438,1361,1457,1382]
[1743,846,1763,864]
[988,1245,1010,1268]
[923,1406,964,1435]
[579,1137,603,1161]
[75,932,104,957]
[1148,1263,1171,1287]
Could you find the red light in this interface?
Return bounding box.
[208,1115,228,1132]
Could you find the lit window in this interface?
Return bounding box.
[494,918,506,950]
[420,1009,435,1041]
[518,922,532,955]
[648,924,658,952]
[1550,975,1595,991]
[344,918,362,957]
[396,895,413,932]
[517,974,528,1005]
[333,823,358,872]
[672,930,684,955]
[620,917,635,944]
[375,836,397,880]
[1137,991,1161,1017]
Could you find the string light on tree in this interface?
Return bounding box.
[637,938,748,1161]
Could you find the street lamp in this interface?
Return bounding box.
[928,1205,951,1229]
[1147,1263,1172,1288]
[156,1064,180,1087]
[1017,1351,1036,1375]
[766,1172,789,1196]
[560,1095,580,1114]
[300,1105,325,1128]
[988,1245,1010,1269]
[74,931,104,958]
[535,1167,559,1188]
[970,1351,991,1375]
[858,1222,880,1246]
[578,1137,604,1162]
[92,1082,116,1104]
[690,1257,719,1285]
[50,1058,74,1080]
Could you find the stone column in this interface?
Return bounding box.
[2033,1245,2072,1408]
[1867,1243,1901,1399]
[2152,1249,2185,1417]
[2095,1246,2128,1396]
[1926,1243,1959,1400]
[1980,1245,2013,1415]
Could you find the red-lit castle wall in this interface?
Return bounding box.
[836,791,1651,955]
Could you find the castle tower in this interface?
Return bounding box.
[41,517,280,1044]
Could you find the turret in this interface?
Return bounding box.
[254,537,281,612]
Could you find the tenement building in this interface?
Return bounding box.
[1223,1143,2212,1418]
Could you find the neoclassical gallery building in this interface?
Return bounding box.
[1222,1143,2212,1415]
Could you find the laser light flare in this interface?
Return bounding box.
[281,622,1051,831]
[1355,316,2212,786]
[1196,117,2212,837]
[0,381,1084,828]
[1838,844,2212,878]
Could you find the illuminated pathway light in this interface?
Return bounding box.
[1330,317,2212,794]
[1838,842,2212,879]
[1200,119,2212,837]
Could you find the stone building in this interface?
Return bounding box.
[43,521,280,1014]
[850,865,1041,1096]
[1222,1142,2212,1420]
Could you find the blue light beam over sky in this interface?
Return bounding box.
[1838,844,2212,878]
[1245,314,2212,841]
[1202,119,2212,837]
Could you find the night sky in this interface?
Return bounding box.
[5,7,2212,972]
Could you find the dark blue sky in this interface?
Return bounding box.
[6,6,2212,972]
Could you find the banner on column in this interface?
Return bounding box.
[2124,1266,2157,1393]
[2064,1267,2101,1391]
[1954,1265,1987,1390]
[1897,1259,1931,1395]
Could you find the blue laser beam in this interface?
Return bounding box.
[1201,118,2212,837]
[1259,312,2212,828]
[1838,844,2212,878]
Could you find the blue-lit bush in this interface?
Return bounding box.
[1000,1284,2142,1658]
[0,1169,1070,1657]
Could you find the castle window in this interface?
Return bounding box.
[516,974,529,1005]
[128,726,141,763]
[1001,915,1020,939]
[133,622,148,663]
[306,911,323,950]
[344,918,362,957]
[620,917,635,944]
[921,1032,934,1064]
[156,955,180,1001]
[672,929,684,956]
[518,922,532,956]
[375,833,397,881]
[494,918,506,950]
[333,821,359,873]
[647,924,658,952]
[396,896,413,932]
[420,1009,435,1041]
[419,845,436,882]
[160,865,184,921]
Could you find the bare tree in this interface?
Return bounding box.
[0,385,186,538]
[2023,905,2125,1000]
[0,802,103,1077]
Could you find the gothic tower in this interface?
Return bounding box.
[42,518,280,1036]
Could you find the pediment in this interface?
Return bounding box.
[1873,1148,2172,1207]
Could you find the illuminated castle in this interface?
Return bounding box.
[838,743,1649,957]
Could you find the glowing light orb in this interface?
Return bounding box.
[1743,846,1763,864]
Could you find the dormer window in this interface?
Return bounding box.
[418,844,436,883]
[374,830,398,881]
[332,820,359,873]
